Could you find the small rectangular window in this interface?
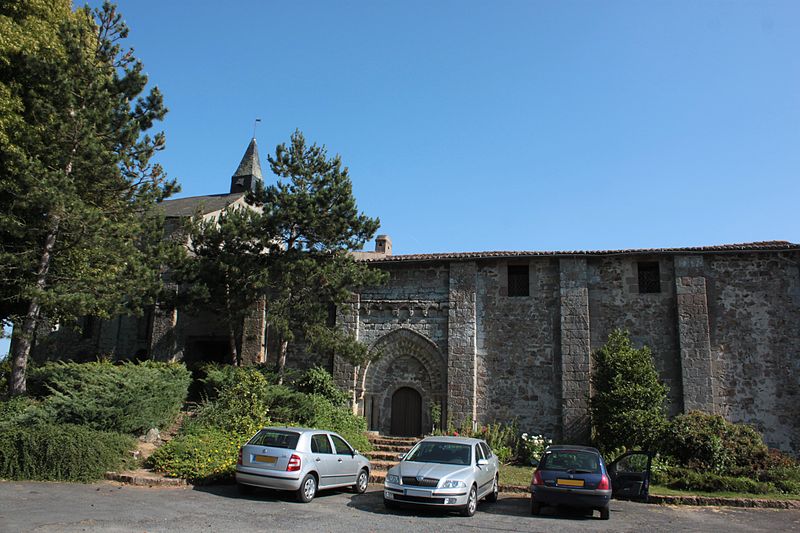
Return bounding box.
[508,265,529,297]
[637,261,661,293]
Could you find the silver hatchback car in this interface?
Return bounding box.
[235,427,371,503]
[383,436,500,517]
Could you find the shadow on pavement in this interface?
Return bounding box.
[190,482,355,505]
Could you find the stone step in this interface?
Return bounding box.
[368,437,419,447]
[369,459,399,471]
[371,443,414,453]
[364,450,404,460]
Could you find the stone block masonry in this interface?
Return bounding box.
[559,258,591,443]
[675,255,715,413]
[448,262,478,429]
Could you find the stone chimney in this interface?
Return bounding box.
[375,235,392,255]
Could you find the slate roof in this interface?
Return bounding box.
[160,192,246,218]
[232,138,264,182]
[360,241,800,263]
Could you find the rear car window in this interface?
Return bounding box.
[248,430,300,450]
[406,442,471,465]
[540,450,601,473]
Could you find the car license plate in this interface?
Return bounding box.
[557,478,585,487]
[405,489,429,498]
[254,455,277,464]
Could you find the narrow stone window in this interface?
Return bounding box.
[508,265,530,297]
[637,261,661,293]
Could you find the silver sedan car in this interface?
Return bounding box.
[235,427,371,503]
[383,436,500,516]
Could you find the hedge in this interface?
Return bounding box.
[28,361,191,435]
[0,423,134,482]
[147,426,246,484]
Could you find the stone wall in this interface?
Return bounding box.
[588,256,683,414]
[475,259,561,437]
[705,253,800,452]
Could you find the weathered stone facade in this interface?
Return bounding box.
[334,242,800,455]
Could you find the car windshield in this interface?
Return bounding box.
[540,450,601,474]
[248,430,300,450]
[405,442,471,465]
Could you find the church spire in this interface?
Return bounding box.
[230,138,264,193]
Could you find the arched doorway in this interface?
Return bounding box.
[391,387,422,437]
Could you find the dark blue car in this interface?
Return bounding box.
[529,445,652,520]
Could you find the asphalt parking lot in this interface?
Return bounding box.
[1,481,798,532]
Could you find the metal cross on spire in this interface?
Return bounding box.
[253,118,262,139]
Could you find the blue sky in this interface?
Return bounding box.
[2,0,799,356]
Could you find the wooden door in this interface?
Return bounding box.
[391,387,422,437]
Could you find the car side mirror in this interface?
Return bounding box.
[530,459,539,467]
[353,449,359,456]
[397,453,406,460]
[477,458,489,466]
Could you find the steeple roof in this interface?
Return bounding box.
[230,138,264,193]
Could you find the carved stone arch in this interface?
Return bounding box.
[363,328,447,435]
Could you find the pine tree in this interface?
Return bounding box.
[0,1,178,395]
[172,206,269,365]
[260,130,386,383]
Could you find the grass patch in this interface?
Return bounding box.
[651,485,800,501]
[500,464,532,487]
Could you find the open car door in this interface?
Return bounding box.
[607,451,653,502]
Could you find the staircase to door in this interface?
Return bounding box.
[364,434,417,483]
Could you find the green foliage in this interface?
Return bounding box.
[590,329,668,452]
[28,361,190,435]
[429,401,442,432]
[258,130,387,374]
[151,366,370,483]
[191,370,271,436]
[172,206,269,365]
[1,1,179,395]
[147,427,246,484]
[196,363,281,400]
[662,411,769,475]
[0,423,134,482]
[295,365,349,406]
[660,467,776,494]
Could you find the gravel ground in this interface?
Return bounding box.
[1,481,799,532]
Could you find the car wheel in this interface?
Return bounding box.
[296,473,317,503]
[237,483,255,495]
[600,506,610,520]
[460,485,477,517]
[531,500,541,516]
[353,468,369,494]
[485,476,499,503]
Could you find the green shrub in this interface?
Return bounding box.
[591,330,668,452]
[0,396,52,428]
[148,427,246,483]
[281,393,370,452]
[0,423,134,482]
[191,370,272,436]
[663,412,769,475]
[295,366,349,406]
[662,467,775,494]
[29,361,191,435]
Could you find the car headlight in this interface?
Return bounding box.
[386,474,400,484]
[441,480,466,489]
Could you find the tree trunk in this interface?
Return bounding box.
[224,284,240,366]
[227,321,239,366]
[9,215,61,396]
[276,339,288,385]
[351,366,359,415]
